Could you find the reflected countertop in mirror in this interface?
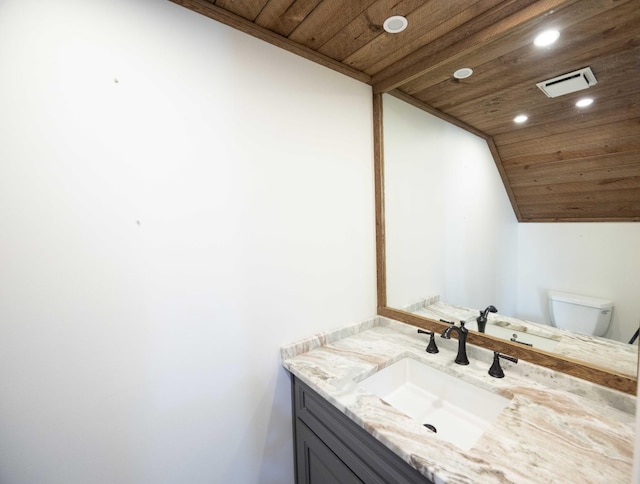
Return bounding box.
[411,298,638,378]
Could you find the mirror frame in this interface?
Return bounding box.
[373,91,638,395]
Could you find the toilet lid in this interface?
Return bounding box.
[548,291,613,309]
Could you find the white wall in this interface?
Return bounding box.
[517,223,640,342]
[383,95,519,313]
[0,1,376,483]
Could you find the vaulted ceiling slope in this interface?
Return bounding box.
[172,0,640,222]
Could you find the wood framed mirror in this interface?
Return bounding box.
[370,0,640,396]
[373,86,639,395]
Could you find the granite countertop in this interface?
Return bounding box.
[281,317,636,484]
[415,300,638,377]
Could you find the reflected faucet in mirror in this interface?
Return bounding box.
[477,306,498,333]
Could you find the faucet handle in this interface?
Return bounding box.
[488,351,518,378]
[417,329,439,354]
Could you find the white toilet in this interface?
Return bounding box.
[548,290,613,337]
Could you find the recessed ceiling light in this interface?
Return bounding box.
[383,15,408,34]
[534,29,560,47]
[576,97,594,108]
[453,68,473,79]
[514,114,528,123]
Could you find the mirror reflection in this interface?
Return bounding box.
[383,93,640,378]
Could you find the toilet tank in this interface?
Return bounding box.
[548,291,613,337]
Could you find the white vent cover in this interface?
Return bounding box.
[536,67,597,98]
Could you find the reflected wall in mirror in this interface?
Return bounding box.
[383,93,640,379]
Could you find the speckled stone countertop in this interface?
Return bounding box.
[415,300,638,378]
[281,317,636,484]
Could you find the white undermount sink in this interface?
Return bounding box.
[358,358,511,450]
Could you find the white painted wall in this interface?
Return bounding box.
[383,94,519,314]
[0,1,376,483]
[517,223,640,342]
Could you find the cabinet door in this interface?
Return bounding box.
[292,377,432,484]
[296,420,363,484]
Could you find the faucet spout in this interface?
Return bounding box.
[476,305,498,333]
[441,322,469,365]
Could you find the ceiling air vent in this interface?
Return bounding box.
[536,67,597,98]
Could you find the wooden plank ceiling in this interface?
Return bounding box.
[172,0,640,222]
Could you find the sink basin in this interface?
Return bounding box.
[359,358,511,450]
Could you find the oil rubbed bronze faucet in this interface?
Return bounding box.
[417,329,439,354]
[441,321,469,365]
[488,352,518,378]
[476,305,498,333]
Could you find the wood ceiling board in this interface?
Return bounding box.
[431,49,640,135]
[522,216,640,222]
[513,176,640,197]
[504,150,640,195]
[491,91,640,144]
[504,151,640,182]
[500,140,640,169]
[371,0,582,93]
[505,160,640,187]
[406,1,640,110]
[344,0,507,74]
[382,0,624,92]
[449,90,640,139]
[481,105,639,143]
[517,200,640,219]
[401,2,625,97]
[497,120,640,161]
[214,0,270,20]
[517,203,640,222]
[255,0,323,37]
[287,0,379,50]
[515,186,640,204]
[317,0,425,62]
[371,0,547,86]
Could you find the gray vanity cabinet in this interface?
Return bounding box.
[296,420,363,483]
[292,376,432,484]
